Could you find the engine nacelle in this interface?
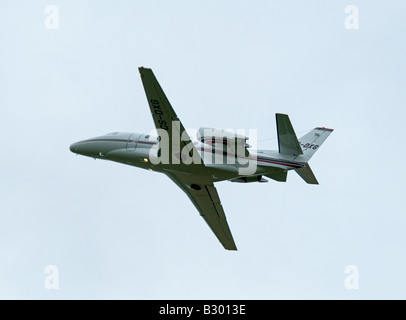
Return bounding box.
[230,175,268,183]
[197,128,250,157]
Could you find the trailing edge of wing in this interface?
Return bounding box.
[276,113,303,156]
[166,172,237,251]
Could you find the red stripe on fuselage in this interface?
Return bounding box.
[200,148,303,168]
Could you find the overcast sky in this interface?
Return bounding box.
[1,0,405,299]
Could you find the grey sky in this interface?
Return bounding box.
[1,1,405,299]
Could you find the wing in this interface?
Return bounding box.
[166,172,237,251]
[139,67,236,250]
[139,67,203,167]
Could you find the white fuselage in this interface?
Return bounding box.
[70,131,305,182]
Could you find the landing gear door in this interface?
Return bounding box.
[126,133,139,150]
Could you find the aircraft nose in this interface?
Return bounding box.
[69,142,79,153]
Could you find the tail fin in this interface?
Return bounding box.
[274,114,333,184]
[298,127,334,162]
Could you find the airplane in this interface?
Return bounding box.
[70,67,333,251]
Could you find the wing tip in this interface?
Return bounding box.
[138,66,152,75]
[224,242,238,251]
[225,247,238,251]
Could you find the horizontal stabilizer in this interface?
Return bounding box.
[276,113,303,156]
[295,163,318,185]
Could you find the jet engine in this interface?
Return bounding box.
[229,175,268,183]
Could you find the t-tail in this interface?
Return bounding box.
[275,113,333,185]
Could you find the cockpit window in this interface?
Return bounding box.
[145,135,150,139]
[107,132,119,135]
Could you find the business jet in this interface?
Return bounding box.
[70,67,333,250]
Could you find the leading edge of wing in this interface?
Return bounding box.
[166,172,237,251]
